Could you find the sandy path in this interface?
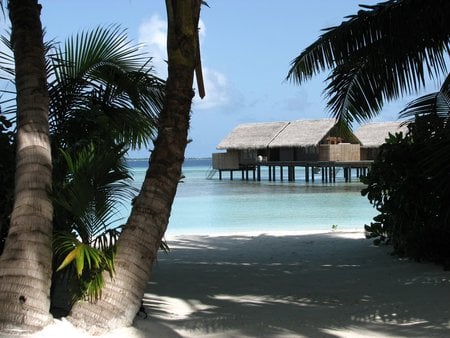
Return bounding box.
[11,231,450,338]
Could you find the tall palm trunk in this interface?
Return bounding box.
[68,0,202,333]
[0,0,53,333]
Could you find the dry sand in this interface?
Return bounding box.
[13,231,450,338]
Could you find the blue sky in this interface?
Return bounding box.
[31,1,441,158]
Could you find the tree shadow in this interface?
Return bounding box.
[141,233,450,337]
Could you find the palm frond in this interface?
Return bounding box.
[287,0,450,122]
[53,143,137,243]
[400,72,450,121]
[288,0,450,83]
[48,25,164,150]
[53,232,116,302]
[324,58,383,125]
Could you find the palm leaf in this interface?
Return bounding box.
[48,24,164,150]
[287,0,450,125]
[56,144,137,237]
[54,233,115,281]
[400,72,450,120]
[56,244,81,273]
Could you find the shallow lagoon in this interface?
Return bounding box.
[122,159,377,236]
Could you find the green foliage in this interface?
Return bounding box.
[0,25,166,307]
[47,25,164,153]
[54,232,116,302]
[362,115,450,265]
[0,26,165,306]
[287,0,450,128]
[52,143,137,240]
[51,142,133,301]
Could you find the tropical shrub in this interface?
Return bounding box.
[51,143,135,304]
[362,115,450,266]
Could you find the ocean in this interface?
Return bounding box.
[122,158,377,236]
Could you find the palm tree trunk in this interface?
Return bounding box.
[68,0,202,333]
[0,0,53,333]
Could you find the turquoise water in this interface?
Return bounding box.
[123,159,377,236]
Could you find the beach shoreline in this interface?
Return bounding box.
[14,230,450,338]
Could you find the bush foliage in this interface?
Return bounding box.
[362,115,450,266]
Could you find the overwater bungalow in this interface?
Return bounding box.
[354,121,408,160]
[212,118,367,182]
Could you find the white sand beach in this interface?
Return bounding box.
[18,230,450,338]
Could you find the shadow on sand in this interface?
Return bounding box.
[140,233,450,338]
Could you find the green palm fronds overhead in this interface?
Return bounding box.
[287,0,450,126]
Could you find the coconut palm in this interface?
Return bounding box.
[68,0,204,333]
[44,26,164,313]
[0,0,54,332]
[287,0,450,127]
[0,24,166,317]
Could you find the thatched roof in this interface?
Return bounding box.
[268,118,337,148]
[216,121,289,150]
[355,121,408,147]
[216,118,350,150]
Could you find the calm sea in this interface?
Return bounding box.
[121,158,377,236]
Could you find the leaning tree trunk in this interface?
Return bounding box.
[0,0,53,333]
[68,0,202,334]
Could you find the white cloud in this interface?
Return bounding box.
[138,14,168,78]
[193,67,231,110]
[138,14,231,110]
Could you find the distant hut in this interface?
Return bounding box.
[213,121,288,169]
[268,119,360,162]
[355,121,408,160]
[212,119,361,170]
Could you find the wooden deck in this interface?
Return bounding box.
[216,160,373,183]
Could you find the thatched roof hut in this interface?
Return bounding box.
[354,121,408,160]
[355,121,408,147]
[269,118,343,148]
[217,118,356,150]
[214,118,362,166]
[354,121,408,147]
[216,121,289,150]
